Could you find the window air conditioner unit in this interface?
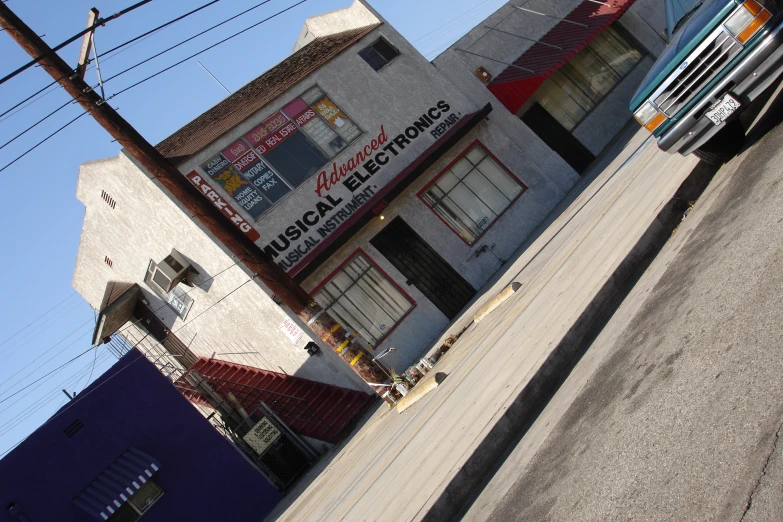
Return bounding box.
[150,249,191,294]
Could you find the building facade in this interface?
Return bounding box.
[73,0,666,390]
[0,349,281,522]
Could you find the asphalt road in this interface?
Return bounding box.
[464,90,783,521]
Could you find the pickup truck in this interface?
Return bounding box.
[630,0,783,163]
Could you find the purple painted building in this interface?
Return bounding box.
[0,349,281,522]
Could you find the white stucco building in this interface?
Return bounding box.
[73,0,666,390]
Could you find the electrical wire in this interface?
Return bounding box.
[0,298,89,362]
[0,0,309,173]
[102,0,278,86]
[0,0,154,86]
[0,97,74,151]
[97,0,221,60]
[0,0,220,123]
[0,345,98,406]
[0,261,239,413]
[0,291,76,349]
[0,266,248,455]
[0,110,89,174]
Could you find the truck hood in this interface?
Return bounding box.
[629,0,739,111]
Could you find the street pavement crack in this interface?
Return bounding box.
[739,417,783,521]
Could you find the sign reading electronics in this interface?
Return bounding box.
[263,100,459,272]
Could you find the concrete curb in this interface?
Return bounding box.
[419,161,719,522]
[473,282,522,324]
[396,373,447,413]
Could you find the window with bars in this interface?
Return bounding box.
[312,252,414,345]
[419,143,526,245]
[358,38,400,71]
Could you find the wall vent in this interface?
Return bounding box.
[104,256,114,268]
[63,419,84,438]
[100,190,116,209]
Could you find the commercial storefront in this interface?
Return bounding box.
[74,0,666,386]
[435,0,668,172]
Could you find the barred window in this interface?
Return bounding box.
[419,144,525,244]
[313,252,414,345]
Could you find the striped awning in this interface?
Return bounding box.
[487,0,636,114]
[73,447,161,521]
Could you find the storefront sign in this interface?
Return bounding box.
[243,417,281,456]
[185,171,261,241]
[202,153,269,219]
[279,317,304,344]
[231,147,291,203]
[260,100,457,272]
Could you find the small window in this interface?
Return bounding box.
[145,260,194,319]
[106,479,164,522]
[312,252,414,345]
[359,38,400,71]
[419,143,527,245]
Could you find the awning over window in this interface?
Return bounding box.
[73,447,161,521]
[487,0,636,114]
[91,282,140,346]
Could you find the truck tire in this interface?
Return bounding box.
[693,120,745,165]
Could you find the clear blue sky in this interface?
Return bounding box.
[0,0,508,456]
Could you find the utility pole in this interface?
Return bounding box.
[0,4,390,395]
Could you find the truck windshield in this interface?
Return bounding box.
[666,0,703,35]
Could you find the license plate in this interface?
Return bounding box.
[706,94,741,125]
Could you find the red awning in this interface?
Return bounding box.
[487,0,636,114]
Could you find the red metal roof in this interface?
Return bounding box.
[176,358,375,443]
[487,0,636,114]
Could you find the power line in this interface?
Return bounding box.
[0,109,89,174]
[0,261,239,412]
[0,0,222,124]
[0,97,74,151]
[0,321,96,397]
[0,266,249,456]
[0,0,308,174]
[0,297,88,362]
[0,291,76,348]
[0,345,98,406]
[97,0,221,60]
[0,0,153,86]
[0,342,149,459]
[102,0,278,87]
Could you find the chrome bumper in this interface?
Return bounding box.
[659,16,783,155]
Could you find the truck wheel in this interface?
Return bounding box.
[693,120,745,165]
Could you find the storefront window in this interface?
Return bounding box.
[199,86,362,221]
[524,26,643,130]
[312,252,414,345]
[419,143,526,245]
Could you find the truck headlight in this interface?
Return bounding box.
[725,0,772,44]
[634,101,666,132]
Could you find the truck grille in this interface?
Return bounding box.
[654,30,742,117]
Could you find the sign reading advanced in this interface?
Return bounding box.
[261,100,460,272]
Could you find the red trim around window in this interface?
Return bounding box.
[309,248,416,348]
[416,140,529,247]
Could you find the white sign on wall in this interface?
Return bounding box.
[257,100,461,274]
[243,417,281,456]
[279,317,304,344]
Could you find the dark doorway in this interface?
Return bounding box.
[370,217,476,320]
[521,102,595,174]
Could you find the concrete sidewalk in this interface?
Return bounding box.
[266,129,699,522]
